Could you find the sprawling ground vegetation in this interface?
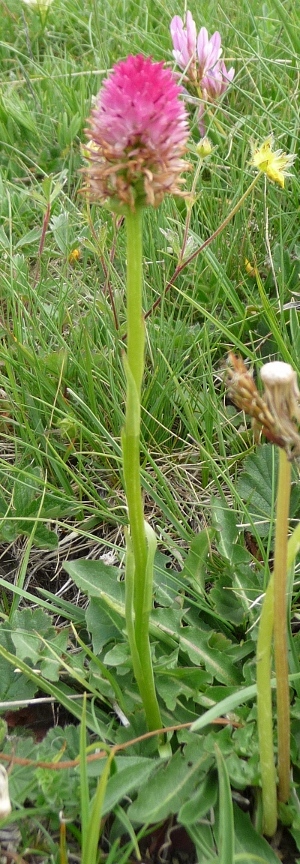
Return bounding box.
[0,1,300,861]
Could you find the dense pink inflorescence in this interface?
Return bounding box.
[84,54,190,210]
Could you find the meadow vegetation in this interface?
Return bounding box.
[0,0,300,861]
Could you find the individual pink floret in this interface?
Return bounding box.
[202,59,235,100]
[196,26,222,79]
[84,55,190,210]
[170,12,197,80]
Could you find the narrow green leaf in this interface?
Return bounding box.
[211,497,239,561]
[83,751,114,864]
[215,744,234,864]
[271,0,300,53]
[179,771,217,824]
[15,228,42,248]
[233,804,283,863]
[80,695,89,861]
[102,757,158,816]
[192,673,300,732]
[128,749,211,823]
[181,529,212,592]
[180,628,240,685]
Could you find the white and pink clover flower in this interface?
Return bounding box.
[170,11,234,132]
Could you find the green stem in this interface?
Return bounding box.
[273,448,291,802]
[256,573,277,836]
[257,446,292,834]
[124,525,160,733]
[123,207,147,627]
[122,206,162,733]
[126,207,145,398]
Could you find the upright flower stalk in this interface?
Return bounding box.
[226,355,300,835]
[121,205,162,731]
[83,55,189,733]
[260,363,300,804]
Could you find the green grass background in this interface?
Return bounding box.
[1,0,299,563]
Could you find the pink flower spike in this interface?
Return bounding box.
[84,55,190,210]
[197,27,222,78]
[170,12,197,81]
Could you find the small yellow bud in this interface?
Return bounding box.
[68,248,81,264]
[196,137,213,159]
[245,259,258,278]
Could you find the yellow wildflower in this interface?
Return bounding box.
[196,137,212,159]
[68,248,81,264]
[245,258,258,278]
[250,135,296,188]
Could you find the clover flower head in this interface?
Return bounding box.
[84,54,190,211]
[170,13,223,86]
[170,11,234,136]
[250,136,296,188]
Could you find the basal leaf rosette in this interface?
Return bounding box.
[84,54,190,211]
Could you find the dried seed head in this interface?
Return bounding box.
[260,361,300,408]
[225,352,276,432]
[260,361,300,458]
[225,354,300,459]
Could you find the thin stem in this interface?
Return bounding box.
[123,207,147,625]
[179,159,203,263]
[256,573,277,836]
[122,206,162,733]
[126,207,145,397]
[256,445,292,831]
[274,447,291,802]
